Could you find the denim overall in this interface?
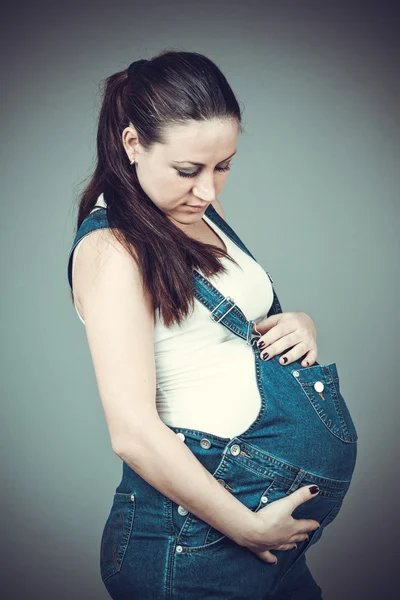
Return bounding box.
[67,204,358,599]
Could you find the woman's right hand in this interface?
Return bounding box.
[244,485,321,564]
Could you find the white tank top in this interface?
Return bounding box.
[71,194,274,438]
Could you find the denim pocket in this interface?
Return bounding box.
[203,478,278,547]
[177,461,279,552]
[100,492,136,583]
[292,363,358,443]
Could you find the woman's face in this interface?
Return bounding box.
[122,118,239,230]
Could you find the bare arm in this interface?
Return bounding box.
[73,227,259,547]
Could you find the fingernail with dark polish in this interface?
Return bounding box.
[309,485,319,494]
[282,357,287,363]
[257,341,265,349]
[261,352,269,360]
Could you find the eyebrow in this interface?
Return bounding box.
[172,150,237,167]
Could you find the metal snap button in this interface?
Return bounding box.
[200,438,211,449]
[176,545,183,553]
[130,493,135,501]
[216,478,226,487]
[230,444,240,456]
[292,370,300,377]
[176,432,185,441]
[261,495,268,503]
[178,505,189,516]
[314,381,324,393]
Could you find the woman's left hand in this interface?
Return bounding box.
[253,312,317,367]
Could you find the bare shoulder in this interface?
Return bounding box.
[73,228,151,319]
[211,198,226,220]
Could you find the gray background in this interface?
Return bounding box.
[1,1,399,598]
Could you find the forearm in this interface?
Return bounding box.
[115,418,259,547]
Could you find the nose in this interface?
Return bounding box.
[192,174,216,203]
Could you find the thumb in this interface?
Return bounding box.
[286,485,320,512]
[254,549,279,565]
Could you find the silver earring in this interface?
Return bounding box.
[130,157,135,165]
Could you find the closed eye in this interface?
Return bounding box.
[177,164,232,178]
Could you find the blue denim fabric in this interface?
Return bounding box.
[67,204,358,599]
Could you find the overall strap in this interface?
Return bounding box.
[203,204,283,317]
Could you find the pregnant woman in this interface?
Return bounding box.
[67,50,358,599]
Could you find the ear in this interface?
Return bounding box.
[211,198,226,221]
[121,125,140,162]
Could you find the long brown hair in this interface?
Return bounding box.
[71,49,245,327]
